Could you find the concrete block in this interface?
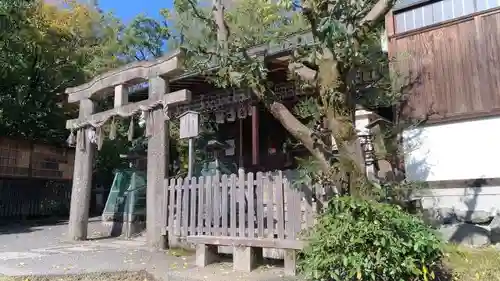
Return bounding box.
[439,223,491,246]
[233,246,262,272]
[196,244,219,267]
[284,249,297,276]
[455,210,493,224]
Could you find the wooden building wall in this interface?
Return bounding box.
[0,137,75,180]
[387,5,500,123]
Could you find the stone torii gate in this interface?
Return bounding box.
[64,50,190,248]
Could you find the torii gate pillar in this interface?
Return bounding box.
[146,76,170,248]
[68,99,95,240]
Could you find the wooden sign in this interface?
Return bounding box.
[179,111,199,139]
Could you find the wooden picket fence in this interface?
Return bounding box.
[162,169,336,247]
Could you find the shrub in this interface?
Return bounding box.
[298,196,444,281]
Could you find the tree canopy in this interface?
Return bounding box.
[172,0,410,196]
[0,0,122,144]
[0,0,413,195]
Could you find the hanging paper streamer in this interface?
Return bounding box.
[96,126,104,150]
[109,117,117,140]
[66,129,76,147]
[144,110,153,137]
[87,127,97,144]
[138,111,146,128]
[163,104,170,120]
[86,127,101,150]
[215,111,225,124]
[128,116,135,141]
[237,105,247,119]
[77,128,86,151]
[226,108,236,122]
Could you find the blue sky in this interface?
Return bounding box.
[98,0,173,22]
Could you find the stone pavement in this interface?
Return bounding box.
[0,218,302,281]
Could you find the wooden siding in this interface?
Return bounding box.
[0,137,75,180]
[388,8,500,122]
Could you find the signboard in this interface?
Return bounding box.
[179,111,199,139]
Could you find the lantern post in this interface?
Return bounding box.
[179,111,200,178]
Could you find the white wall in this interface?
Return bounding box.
[355,109,375,176]
[404,116,500,211]
[416,186,500,214]
[403,116,500,182]
[380,28,388,53]
[355,109,372,135]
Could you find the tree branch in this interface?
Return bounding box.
[288,62,317,85]
[212,0,229,50]
[356,0,396,36]
[186,0,215,28]
[205,0,332,173]
[267,99,331,172]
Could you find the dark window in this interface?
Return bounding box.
[394,0,500,33]
[41,159,59,170]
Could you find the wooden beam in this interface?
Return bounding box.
[66,89,191,129]
[114,84,129,108]
[66,50,184,103]
[251,106,259,166]
[186,235,306,250]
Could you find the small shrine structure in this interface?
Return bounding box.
[65,50,190,248]
[63,32,381,253]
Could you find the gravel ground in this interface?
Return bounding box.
[0,271,157,281]
[0,218,304,281]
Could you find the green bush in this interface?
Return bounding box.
[298,196,444,281]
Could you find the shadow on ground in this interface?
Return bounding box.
[0,216,106,236]
[0,217,68,235]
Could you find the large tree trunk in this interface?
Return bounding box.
[268,101,331,172]
[325,109,367,195]
[208,0,395,193]
[211,0,333,173]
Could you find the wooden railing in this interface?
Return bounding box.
[162,170,336,245]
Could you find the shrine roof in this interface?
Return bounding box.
[69,31,314,100]
[160,30,314,91]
